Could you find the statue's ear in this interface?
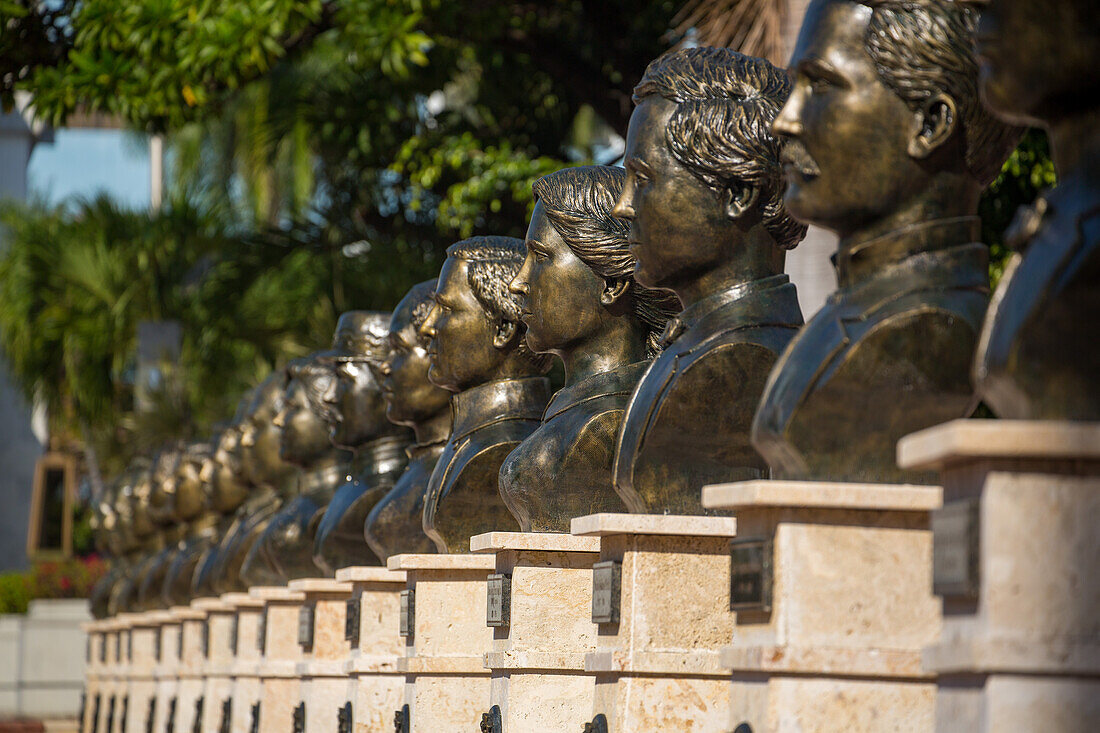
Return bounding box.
[493,319,518,350]
[723,182,760,221]
[600,278,632,307]
[909,93,958,159]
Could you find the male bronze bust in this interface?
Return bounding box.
[161,441,221,606]
[312,312,414,573]
[206,371,299,593]
[752,0,1023,482]
[612,48,806,514]
[419,237,552,552]
[241,353,351,583]
[134,447,189,610]
[501,166,679,530]
[971,0,1100,419]
[364,281,452,560]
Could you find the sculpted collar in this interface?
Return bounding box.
[834,216,981,288]
[659,274,792,347]
[297,455,349,493]
[544,361,650,422]
[449,376,550,442]
[351,433,412,479]
[406,439,447,462]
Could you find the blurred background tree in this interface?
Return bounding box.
[0,0,1052,482]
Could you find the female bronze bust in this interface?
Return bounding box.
[500,165,680,532]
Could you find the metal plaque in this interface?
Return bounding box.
[399,590,415,638]
[583,713,609,733]
[248,702,260,733]
[257,610,267,653]
[345,597,360,647]
[201,621,209,658]
[120,696,128,733]
[229,616,238,656]
[298,602,315,651]
[337,702,353,733]
[192,696,203,733]
[154,629,161,662]
[166,697,176,733]
[486,574,511,628]
[591,561,621,624]
[480,705,502,733]
[126,631,132,662]
[145,697,156,733]
[393,703,410,733]
[218,699,231,733]
[730,537,773,612]
[932,498,981,600]
[292,702,305,733]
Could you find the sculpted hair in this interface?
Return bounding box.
[532,165,681,357]
[287,356,339,425]
[859,0,1023,184]
[445,236,553,372]
[633,47,807,250]
[402,279,438,334]
[337,311,392,365]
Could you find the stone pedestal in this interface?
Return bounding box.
[114,615,133,733]
[193,598,236,733]
[286,579,353,733]
[250,586,306,733]
[569,514,738,731]
[898,419,1100,733]
[95,619,121,733]
[333,567,407,733]
[470,532,601,732]
[121,613,158,733]
[386,554,496,732]
[150,611,181,733]
[700,481,942,732]
[172,605,208,733]
[221,593,265,733]
[81,621,105,733]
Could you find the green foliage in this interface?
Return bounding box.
[0,557,109,614]
[0,571,30,615]
[979,129,1057,286]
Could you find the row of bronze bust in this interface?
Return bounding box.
[90,0,1098,617]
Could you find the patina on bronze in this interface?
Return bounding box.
[501,166,679,531]
[312,312,414,573]
[240,352,351,584]
[364,281,451,561]
[205,371,298,594]
[972,0,1100,419]
[162,441,221,607]
[753,0,1023,482]
[134,447,190,611]
[419,237,552,553]
[90,465,150,618]
[612,48,806,514]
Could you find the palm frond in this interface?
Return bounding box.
[674,0,789,65]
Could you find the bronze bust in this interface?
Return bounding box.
[364,281,452,560]
[500,166,679,531]
[612,48,806,514]
[240,353,351,584]
[191,417,252,597]
[313,312,414,573]
[205,372,299,593]
[752,0,1023,482]
[162,441,221,606]
[972,0,1100,419]
[419,237,552,552]
[134,447,189,610]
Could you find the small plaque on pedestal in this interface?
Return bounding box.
[344,597,360,646]
[479,704,502,733]
[399,590,414,638]
[229,615,238,656]
[257,610,267,653]
[729,537,772,612]
[485,574,511,627]
[394,703,410,733]
[297,603,315,651]
[591,560,621,624]
[337,702,352,733]
[932,497,980,600]
[292,702,305,733]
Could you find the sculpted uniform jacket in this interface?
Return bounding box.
[614,275,803,515]
[364,440,446,561]
[499,362,645,532]
[753,218,990,484]
[975,173,1100,420]
[423,376,550,553]
[204,484,283,594]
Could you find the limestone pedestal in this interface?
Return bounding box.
[251,586,306,733]
[286,579,353,733]
[221,593,265,733]
[898,419,1100,732]
[95,619,121,733]
[113,615,135,733]
[150,611,181,733]
[333,567,407,733]
[570,514,738,731]
[386,554,496,732]
[81,621,104,733]
[700,481,942,732]
[172,605,208,733]
[193,598,236,733]
[471,531,601,732]
[121,613,159,733]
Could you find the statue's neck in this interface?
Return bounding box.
[413,406,452,447]
[559,318,648,387]
[297,451,348,493]
[351,433,411,478]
